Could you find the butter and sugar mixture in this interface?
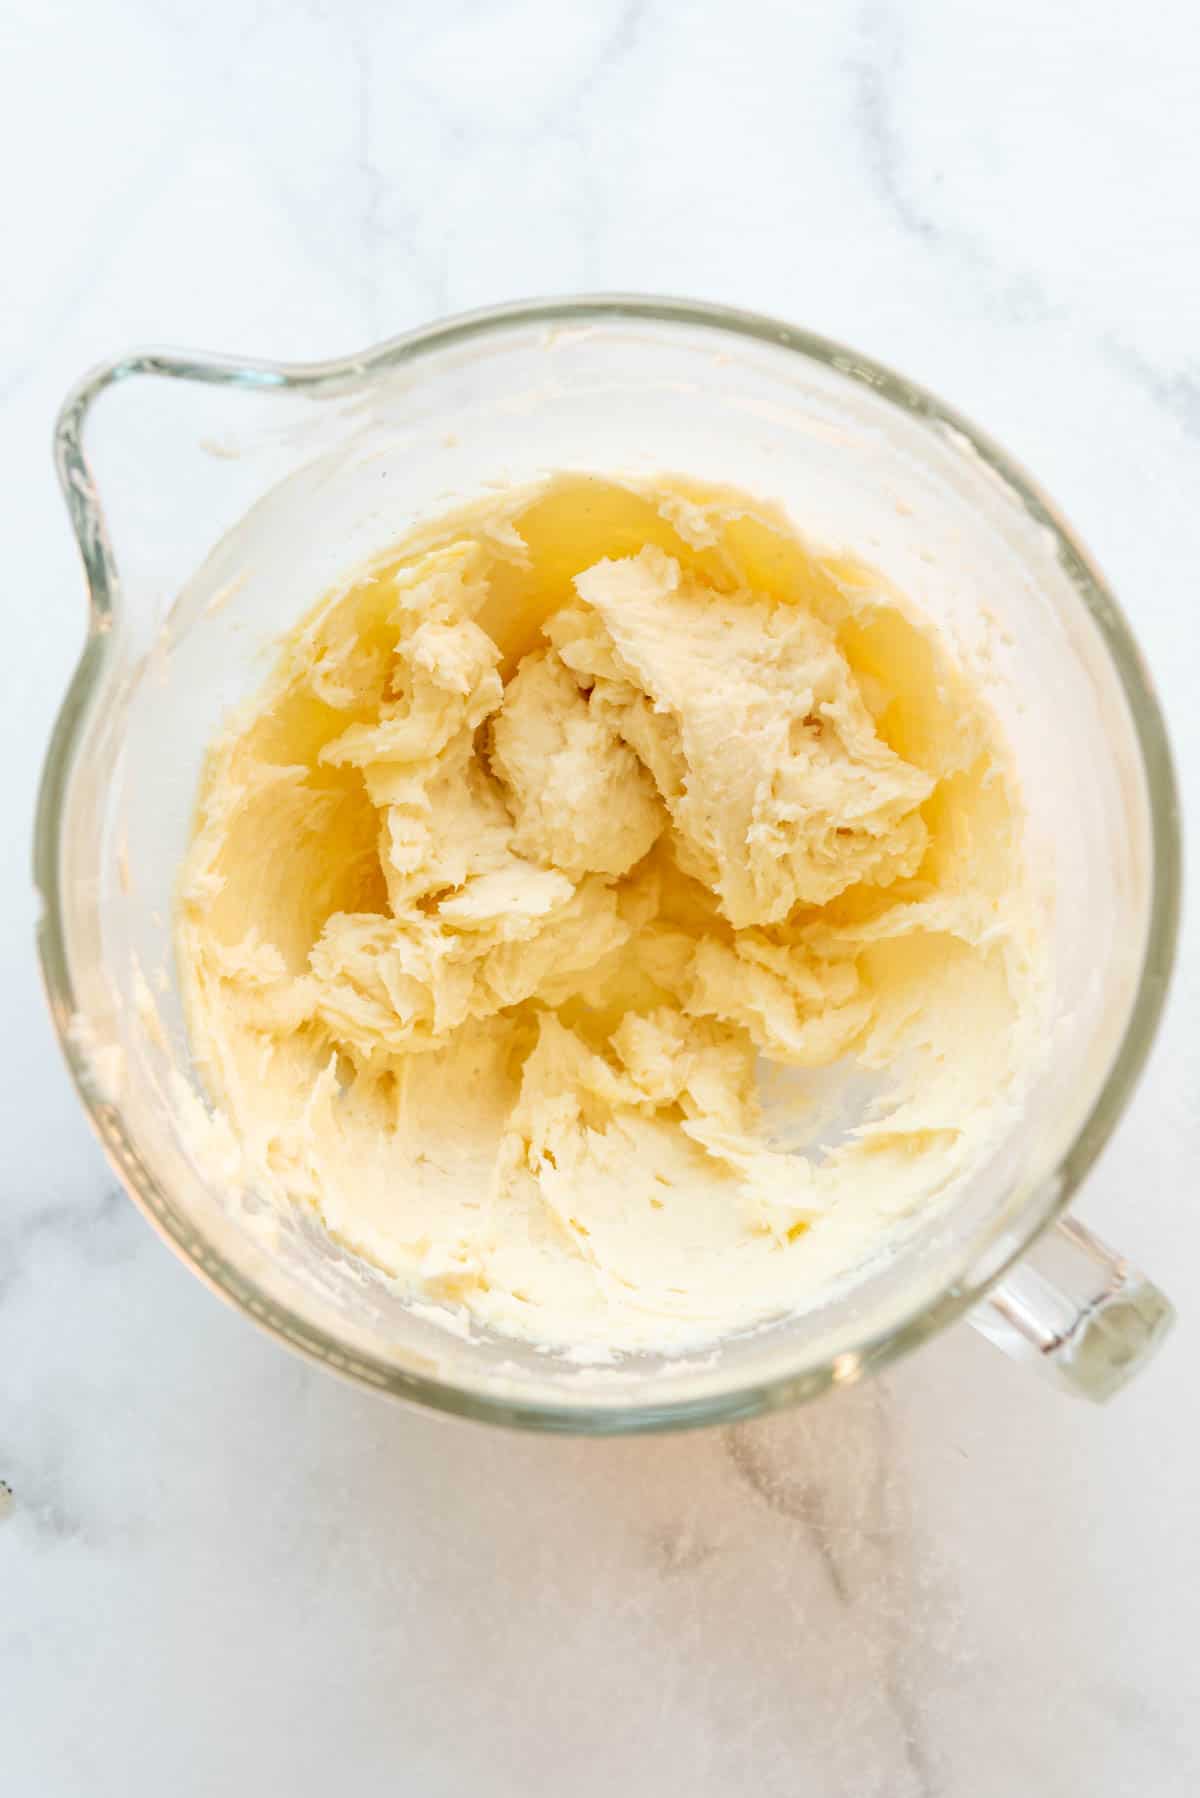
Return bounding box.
[178,476,1037,1355]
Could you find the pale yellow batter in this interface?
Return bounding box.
[177,476,1037,1355]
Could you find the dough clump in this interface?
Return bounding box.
[178,477,1036,1354]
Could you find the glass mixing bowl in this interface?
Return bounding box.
[35,297,1180,1430]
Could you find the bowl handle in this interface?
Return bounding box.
[53,348,329,636]
[967,1214,1173,1400]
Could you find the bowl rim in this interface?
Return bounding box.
[34,292,1183,1433]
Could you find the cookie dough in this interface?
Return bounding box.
[177,476,1037,1355]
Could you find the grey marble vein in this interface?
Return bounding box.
[351,22,385,339]
[646,1517,723,1577]
[725,1390,941,1798]
[849,15,1200,448]
[0,1186,133,1305]
[1102,339,1200,440]
[848,0,1057,334]
[563,0,648,120]
[850,0,938,247]
[872,1393,940,1798]
[724,1416,853,1603]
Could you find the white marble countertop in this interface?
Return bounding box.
[4,2,1198,1792]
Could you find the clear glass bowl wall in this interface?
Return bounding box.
[37,301,1179,1429]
